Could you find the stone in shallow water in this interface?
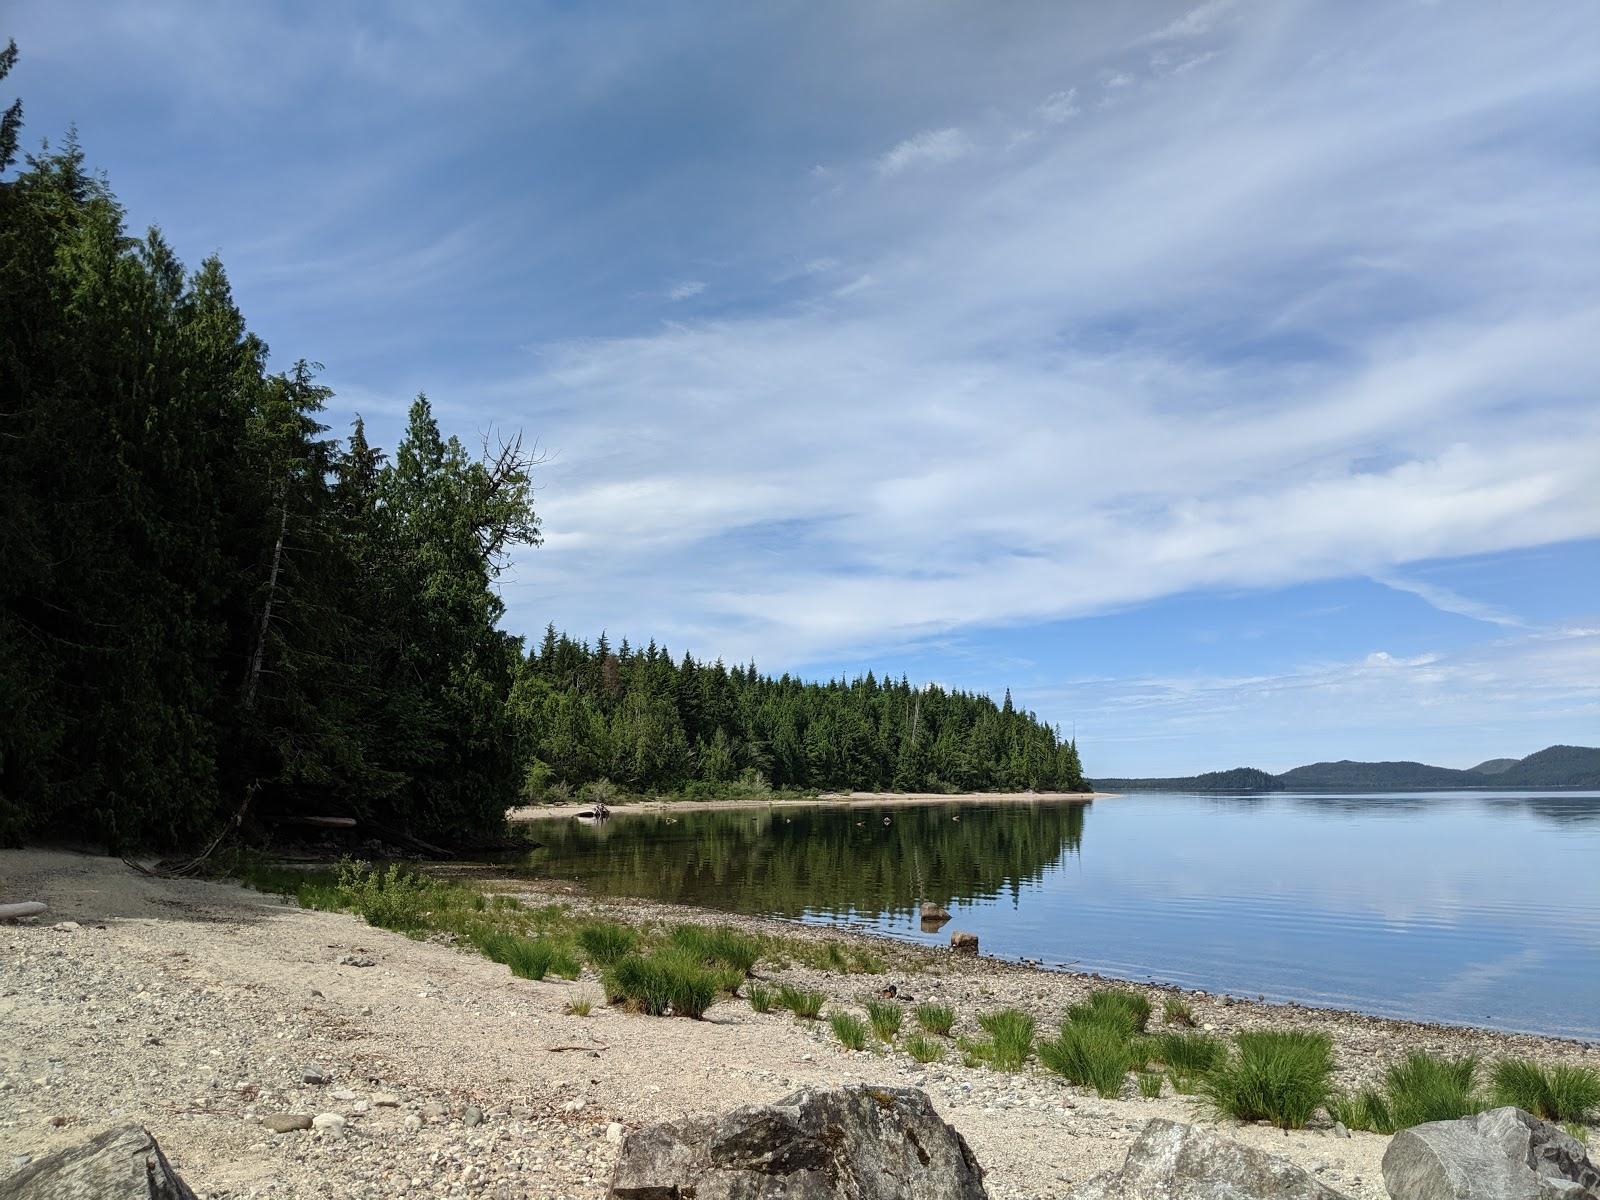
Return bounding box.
[1382,1106,1600,1200]
[608,1084,987,1200]
[0,1124,196,1200]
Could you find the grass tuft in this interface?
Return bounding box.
[747,983,774,1013]
[670,924,763,974]
[602,951,719,1018]
[1039,1020,1133,1098]
[1198,1029,1334,1130]
[1491,1059,1600,1124]
[915,1002,956,1037]
[1138,1071,1164,1099]
[1066,989,1152,1038]
[776,984,826,1020]
[576,920,637,966]
[829,1011,870,1051]
[565,996,593,1017]
[865,998,904,1041]
[904,1033,945,1064]
[977,1009,1036,1071]
[1164,997,1196,1027]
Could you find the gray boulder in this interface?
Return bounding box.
[1075,1119,1353,1200]
[607,1084,987,1199]
[1382,1106,1599,1200]
[0,1124,196,1200]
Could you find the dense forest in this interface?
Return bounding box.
[0,47,1080,850]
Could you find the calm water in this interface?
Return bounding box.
[510,792,1600,1039]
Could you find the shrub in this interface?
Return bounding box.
[916,1002,956,1037]
[1039,1021,1133,1098]
[978,1009,1036,1071]
[1383,1052,1483,1129]
[777,985,826,1020]
[337,861,440,933]
[1491,1059,1600,1123]
[830,1012,870,1051]
[1138,1071,1164,1099]
[905,1033,945,1064]
[748,983,774,1013]
[1066,989,1152,1037]
[1199,1029,1334,1130]
[670,924,762,974]
[577,921,638,966]
[865,999,903,1041]
[1164,997,1196,1027]
[603,951,719,1018]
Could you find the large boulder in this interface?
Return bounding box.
[607,1084,988,1199]
[0,1124,196,1200]
[1075,1119,1353,1200]
[1382,1106,1599,1200]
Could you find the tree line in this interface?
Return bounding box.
[0,46,1082,850]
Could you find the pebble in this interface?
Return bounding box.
[332,1089,359,1101]
[303,1066,328,1085]
[312,1112,346,1139]
[421,1101,449,1123]
[464,1104,483,1127]
[404,1115,424,1132]
[263,1114,313,1134]
[606,1122,623,1143]
[373,1092,401,1107]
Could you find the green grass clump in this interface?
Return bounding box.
[905,1033,945,1064]
[1157,1031,1226,1076]
[1164,997,1196,1027]
[1328,1089,1392,1134]
[747,983,774,1013]
[1383,1052,1483,1128]
[1565,1122,1590,1145]
[1039,1020,1134,1098]
[777,984,826,1020]
[830,1011,870,1051]
[603,951,719,1018]
[1199,1029,1334,1130]
[1066,989,1152,1037]
[977,1009,1036,1071]
[576,920,638,966]
[915,1002,956,1037]
[475,930,576,980]
[865,998,903,1041]
[1491,1059,1600,1123]
[670,924,763,974]
[1138,1071,1164,1098]
[566,996,593,1017]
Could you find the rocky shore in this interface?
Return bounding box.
[2,849,1596,1199]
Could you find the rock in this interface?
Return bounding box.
[1382,1106,1600,1200]
[0,1123,197,1199]
[302,1066,328,1085]
[331,1089,359,1101]
[54,921,81,932]
[421,1101,449,1123]
[373,1093,400,1107]
[338,954,376,967]
[919,902,952,927]
[1332,1121,1350,1139]
[262,1114,313,1134]
[464,1105,483,1127]
[1076,1119,1353,1200]
[607,1084,987,1200]
[606,1122,624,1144]
[949,931,979,954]
[404,1115,423,1132]
[311,1113,346,1140]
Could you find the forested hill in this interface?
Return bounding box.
[509,629,1085,799]
[0,50,1080,850]
[1095,745,1600,792]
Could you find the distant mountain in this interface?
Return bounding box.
[1092,745,1600,792]
[1470,758,1519,775]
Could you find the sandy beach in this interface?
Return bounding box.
[1,848,1595,1199]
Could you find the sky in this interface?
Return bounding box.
[8,1,1598,776]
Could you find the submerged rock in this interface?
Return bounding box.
[0,1124,196,1200]
[607,1084,988,1199]
[1382,1106,1599,1200]
[1075,1119,1353,1200]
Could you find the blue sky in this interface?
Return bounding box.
[9,2,1598,775]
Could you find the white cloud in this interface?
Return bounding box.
[1372,574,1525,628]
[1036,88,1080,124]
[876,127,972,176]
[1147,0,1237,42]
[668,280,706,302]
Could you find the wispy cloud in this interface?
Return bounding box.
[1372,574,1526,628]
[668,280,706,302]
[876,127,972,176]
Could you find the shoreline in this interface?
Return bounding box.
[3,848,1595,1200]
[507,789,1115,823]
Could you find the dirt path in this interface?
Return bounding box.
[3,849,1591,1198]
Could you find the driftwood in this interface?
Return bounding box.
[293,816,358,829]
[0,901,47,921]
[545,1043,610,1053]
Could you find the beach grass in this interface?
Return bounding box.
[602,950,719,1018]
[747,983,774,1013]
[977,1009,1037,1071]
[1491,1059,1600,1123]
[1198,1029,1334,1130]
[777,984,826,1020]
[1163,997,1196,1027]
[865,998,903,1041]
[576,920,638,966]
[904,1033,945,1064]
[830,1011,870,1051]
[1039,1020,1133,1098]
[1066,989,1152,1038]
[1138,1071,1164,1098]
[915,1002,956,1037]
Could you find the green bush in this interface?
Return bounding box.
[1491,1059,1600,1123]
[577,920,638,966]
[777,984,826,1020]
[748,983,774,1013]
[1040,1021,1133,1098]
[830,1012,870,1051]
[1066,989,1152,1037]
[1199,1029,1334,1130]
[905,1033,945,1064]
[1138,1071,1164,1098]
[865,999,903,1041]
[337,861,441,933]
[1164,997,1196,1027]
[670,924,763,974]
[916,1002,956,1037]
[603,951,719,1018]
[977,1009,1036,1071]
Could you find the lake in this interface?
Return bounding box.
[509,791,1600,1040]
